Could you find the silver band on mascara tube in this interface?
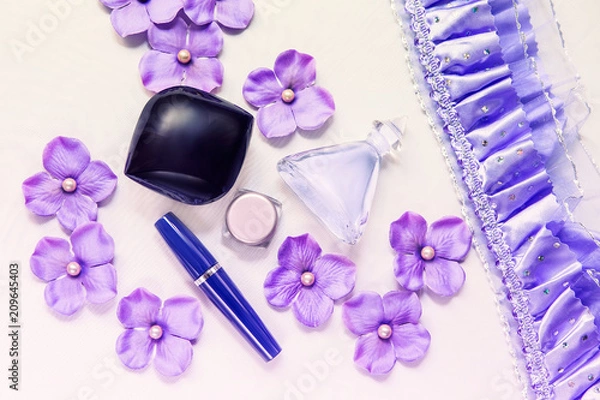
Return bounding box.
[194,264,222,286]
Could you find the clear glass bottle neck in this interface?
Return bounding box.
[365,117,406,157]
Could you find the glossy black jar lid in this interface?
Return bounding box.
[125,86,253,205]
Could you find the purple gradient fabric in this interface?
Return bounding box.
[389,211,472,297]
[243,49,336,139]
[264,234,356,328]
[184,0,255,29]
[116,288,203,376]
[100,0,182,37]
[398,0,600,398]
[30,222,117,316]
[100,0,254,37]
[139,17,224,93]
[342,291,430,375]
[22,137,117,231]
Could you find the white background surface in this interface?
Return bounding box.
[0,0,598,399]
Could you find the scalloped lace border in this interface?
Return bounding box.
[397,0,552,397]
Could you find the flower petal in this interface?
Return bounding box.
[30,237,72,282]
[146,0,181,24]
[184,0,216,26]
[56,193,98,231]
[426,216,472,261]
[393,253,425,292]
[147,18,187,54]
[382,291,422,325]
[139,50,185,93]
[353,332,396,375]
[290,86,335,131]
[292,288,333,328]
[184,57,224,93]
[81,263,117,304]
[99,0,130,9]
[342,292,384,335]
[117,288,162,328]
[154,334,193,376]
[76,161,117,203]
[71,222,114,267]
[390,323,431,363]
[264,267,301,307]
[109,1,151,37]
[274,49,316,91]
[256,101,296,138]
[22,172,65,216]
[277,234,322,273]
[312,254,355,300]
[116,329,154,370]
[242,68,282,108]
[43,137,90,181]
[188,22,223,57]
[389,211,427,254]
[44,276,85,316]
[215,0,254,29]
[425,258,466,297]
[158,297,203,341]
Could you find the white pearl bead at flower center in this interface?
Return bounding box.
[148,324,163,340]
[281,89,295,103]
[420,245,436,261]
[66,261,81,277]
[377,324,392,339]
[177,49,192,64]
[62,178,77,193]
[300,271,315,287]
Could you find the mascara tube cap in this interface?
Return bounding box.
[155,212,217,280]
[155,212,282,362]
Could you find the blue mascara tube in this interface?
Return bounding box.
[155,212,281,362]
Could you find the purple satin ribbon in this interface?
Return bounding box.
[397,0,600,398]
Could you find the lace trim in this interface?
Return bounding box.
[389,1,529,397]
[401,0,552,397]
[507,0,583,204]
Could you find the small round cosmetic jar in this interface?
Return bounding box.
[225,190,282,246]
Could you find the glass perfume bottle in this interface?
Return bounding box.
[277,117,406,245]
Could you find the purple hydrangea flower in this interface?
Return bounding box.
[139,17,224,93]
[22,137,117,232]
[390,211,473,297]
[264,234,356,328]
[184,0,255,29]
[242,49,335,139]
[342,291,431,375]
[30,222,117,316]
[116,288,203,376]
[99,0,182,37]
